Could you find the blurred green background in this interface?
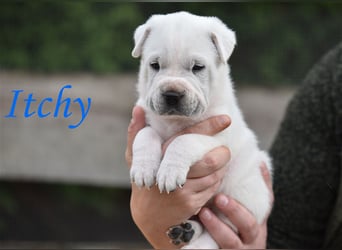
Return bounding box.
[1,1,341,85]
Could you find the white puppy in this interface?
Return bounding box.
[130,11,272,249]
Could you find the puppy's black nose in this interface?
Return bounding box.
[162,91,184,106]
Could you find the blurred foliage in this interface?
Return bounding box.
[0,188,18,215]
[0,181,125,219]
[0,2,143,73]
[0,1,341,84]
[0,181,139,241]
[56,184,124,217]
[0,186,19,232]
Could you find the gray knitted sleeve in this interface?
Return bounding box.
[267,42,342,248]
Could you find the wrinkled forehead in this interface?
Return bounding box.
[143,23,217,63]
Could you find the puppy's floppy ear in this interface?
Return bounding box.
[132,24,151,58]
[210,19,236,63]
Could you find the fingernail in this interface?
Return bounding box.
[131,107,136,117]
[200,209,212,221]
[130,107,137,124]
[128,118,136,132]
[219,116,230,126]
[260,164,267,175]
[217,195,229,208]
[129,117,135,126]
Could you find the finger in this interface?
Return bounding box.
[174,180,222,216]
[169,166,225,217]
[260,162,273,192]
[185,165,226,194]
[125,106,146,167]
[199,207,242,248]
[187,146,230,179]
[260,162,274,216]
[162,115,231,154]
[214,194,259,244]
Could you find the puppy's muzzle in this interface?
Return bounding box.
[148,78,205,117]
[162,90,185,108]
[159,90,185,116]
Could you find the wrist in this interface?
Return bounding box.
[130,194,177,249]
[134,210,178,249]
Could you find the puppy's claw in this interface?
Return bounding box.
[157,168,187,193]
[157,184,175,194]
[130,166,157,189]
[156,180,185,193]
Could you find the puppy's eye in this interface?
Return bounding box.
[192,64,205,73]
[150,62,160,71]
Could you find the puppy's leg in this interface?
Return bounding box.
[182,231,218,249]
[225,150,272,225]
[130,126,162,188]
[157,134,221,193]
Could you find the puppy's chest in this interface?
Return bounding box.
[146,113,199,141]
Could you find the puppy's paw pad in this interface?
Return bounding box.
[167,222,195,245]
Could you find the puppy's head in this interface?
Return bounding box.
[132,11,236,118]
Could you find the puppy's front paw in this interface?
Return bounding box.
[131,126,162,188]
[156,162,188,193]
[130,164,157,188]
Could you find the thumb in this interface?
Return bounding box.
[125,106,146,168]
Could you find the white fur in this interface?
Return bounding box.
[130,11,272,249]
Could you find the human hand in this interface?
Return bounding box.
[125,106,231,248]
[198,162,274,249]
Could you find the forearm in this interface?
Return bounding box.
[129,184,198,249]
[131,202,177,249]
